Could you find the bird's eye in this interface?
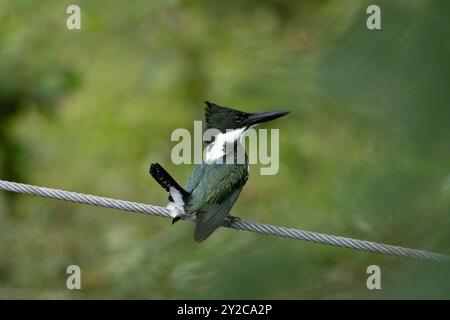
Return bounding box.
[235,114,245,123]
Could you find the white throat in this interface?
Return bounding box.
[205,128,245,163]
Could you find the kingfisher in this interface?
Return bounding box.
[150,101,289,242]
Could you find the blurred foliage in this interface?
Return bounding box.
[0,0,449,298]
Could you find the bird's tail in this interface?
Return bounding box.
[149,163,190,204]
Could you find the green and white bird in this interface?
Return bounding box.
[150,101,289,242]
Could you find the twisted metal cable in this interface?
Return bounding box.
[0,180,448,263]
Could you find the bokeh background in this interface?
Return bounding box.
[0,0,449,299]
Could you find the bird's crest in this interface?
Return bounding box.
[204,101,248,132]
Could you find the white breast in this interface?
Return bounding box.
[205,128,245,162]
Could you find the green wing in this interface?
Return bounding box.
[193,188,244,242]
[185,163,248,242]
[185,163,207,193]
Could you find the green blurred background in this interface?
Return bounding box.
[0,0,449,299]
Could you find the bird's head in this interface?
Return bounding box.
[204,101,289,133]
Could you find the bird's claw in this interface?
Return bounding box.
[171,213,192,224]
[172,216,181,224]
[223,215,241,227]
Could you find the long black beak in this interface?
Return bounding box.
[245,110,290,127]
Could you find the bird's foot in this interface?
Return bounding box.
[172,213,192,224]
[223,215,241,228]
